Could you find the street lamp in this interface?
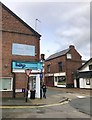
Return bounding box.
[40,60,45,99]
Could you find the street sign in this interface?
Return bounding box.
[40,73,43,79]
[12,61,43,70]
[25,69,32,76]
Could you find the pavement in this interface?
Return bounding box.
[1,87,91,116]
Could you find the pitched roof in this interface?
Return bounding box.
[1,2,41,37]
[46,48,70,61]
[78,58,92,70]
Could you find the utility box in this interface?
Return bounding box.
[30,90,35,99]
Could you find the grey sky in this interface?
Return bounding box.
[1,0,90,60]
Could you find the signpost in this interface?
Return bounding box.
[40,69,43,99]
[25,69,32,102]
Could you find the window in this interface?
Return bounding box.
[47,65,50,73]
[89,65,92,70]
[57,76,66,85]
[0,77,13,91]
[67,53,72,59]
[86,79,90,85]
[58,62,62,72]
[55,77,57,82]
[47,76,53,84]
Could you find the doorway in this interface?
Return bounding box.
[29,76,36,90]
[76,78,80,88]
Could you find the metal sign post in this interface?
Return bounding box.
[25,69,32,102]
[40,69,43,99]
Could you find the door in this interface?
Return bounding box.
[29,76,36,90]
[76,78,79,88]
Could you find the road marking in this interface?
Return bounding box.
[77,96,86,98]
[0,101,68,109]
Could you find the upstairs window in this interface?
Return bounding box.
[58,62,62,72]
[89,64,92,70]
[47,65,50,73]
[67,53,72,59]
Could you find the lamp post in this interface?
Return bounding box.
[40,58,45,99]
[25,69,32,102]
[40,68,43,99]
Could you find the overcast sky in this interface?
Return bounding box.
[1,0,91,60]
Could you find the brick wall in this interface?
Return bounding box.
[45,56,66,74]
[15,73,27,89]
[66,46,82,86]
[0,91,25,98]
[0,3,2,77]
[1,4,41,97]
[0,91,13,98]
[2,4,40,77]
[45,46,82,87]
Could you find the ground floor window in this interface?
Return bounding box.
[86,79,90,85]
[0,77,13,91]
[48,77,54,84]
[57,76,66,85]
[45,76,54,86]
[55,77,57,82]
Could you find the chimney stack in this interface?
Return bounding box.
[69,45,75,49]
[41,54,45,60]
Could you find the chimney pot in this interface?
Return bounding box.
[69,45,75,49]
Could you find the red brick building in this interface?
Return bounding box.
[0,3,42,98]
[44,45,82,87]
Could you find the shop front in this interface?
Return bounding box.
[54,72,66,87]
[12,61,43,98]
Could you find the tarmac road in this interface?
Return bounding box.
[1,87,91,118]
[70,97,92,116]
[1,101,91,118]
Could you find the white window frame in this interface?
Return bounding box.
[86,78,90,85]
[0,77,13,91]
[67,53,72,59]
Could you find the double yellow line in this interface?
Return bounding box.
[0,101,68,109]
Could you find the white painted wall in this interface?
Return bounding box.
[57,84,66,87]
[54,77,57,86]
[74,79,77,88]
[54,72,66,76]
[80,78,92,89]
[80,78,84,88]
[54,82,57,86]
[79,66,89,72]
[54,76,58,86]
[91,78,92,88]
[79,61,92,72]
[28,74,40,98]
[35,74,40,98]
[77,60,92,89]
